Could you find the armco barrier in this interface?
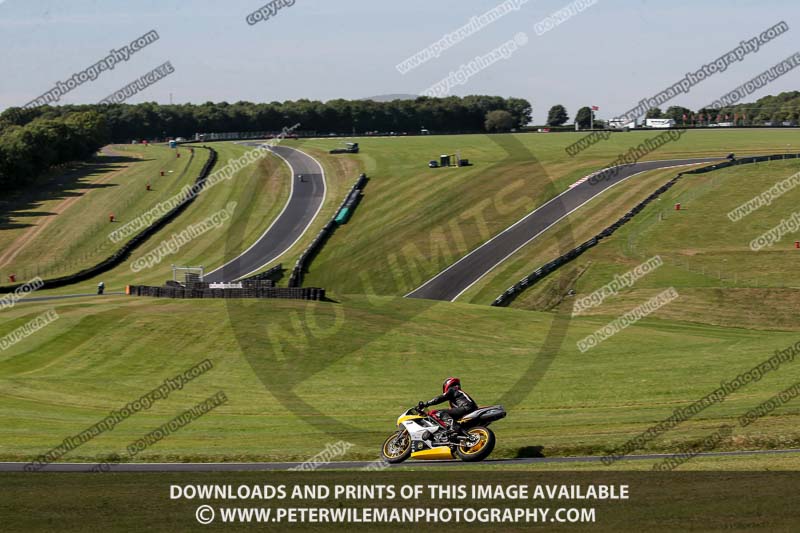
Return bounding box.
[128,285,324,300]
[289,174,369,287]
[0,146,219,294]
[491,153,800,307]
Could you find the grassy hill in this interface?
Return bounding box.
[0,144,203,283]
[477,158,800,331]
[2,130,800,469]
[289,129,800,297]
[7,142,294,294]
[1,293,799,464]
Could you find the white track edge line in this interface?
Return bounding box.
[405,159,710,297]
[449,161,711,302]
[234,147,327,280]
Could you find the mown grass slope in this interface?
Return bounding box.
[0,144,202,283]
[1,294,798,463]
[19,142,292,294]
[490,158,800,331]
[291,129,800,297]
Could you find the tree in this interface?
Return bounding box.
[546,105,568,126]
[664,106,692,123]
[505,97,533,127]
[645,107,664,119]
[771,111,788,123]
[575,107,593,129]
[484,110,515,132]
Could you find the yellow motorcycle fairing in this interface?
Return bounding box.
[397,414,424,425]
[410,447,454,460]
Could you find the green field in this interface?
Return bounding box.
[0,144,203,282]
[5,142,293,294]
[289,129,800,297]
[1,292,799,464]
[6,129,799,296]
[2,129,800,472]
[478,158,800,330]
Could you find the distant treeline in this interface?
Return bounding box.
[0,111,108,190]
[712,90,800,123]
[613,91,800,126]
[0,96,533,143]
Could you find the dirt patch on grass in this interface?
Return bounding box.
[0,146,143,270]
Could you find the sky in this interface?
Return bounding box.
[1,0,800,124]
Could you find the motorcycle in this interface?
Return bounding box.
[381,404,506,463]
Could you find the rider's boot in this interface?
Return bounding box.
[445,420,467,441]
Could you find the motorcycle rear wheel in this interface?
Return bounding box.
[381,430,411,463]
[455,427,495,462]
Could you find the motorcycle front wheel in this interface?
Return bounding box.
[455,426,495,462]
[381,430,411,463]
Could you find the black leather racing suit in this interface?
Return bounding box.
[424,388,478,434]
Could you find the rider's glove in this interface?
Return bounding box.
[417,401,427,410]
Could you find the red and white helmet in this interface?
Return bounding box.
[442,377,461,394]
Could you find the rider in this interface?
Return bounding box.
[419,377,477,438]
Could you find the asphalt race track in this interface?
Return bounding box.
[407,157,723,302]
[204,144,326,282]
[3,448,799,472]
